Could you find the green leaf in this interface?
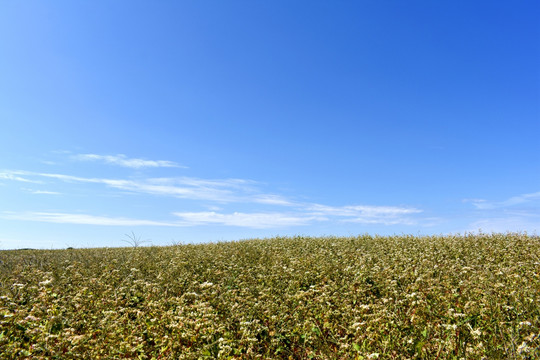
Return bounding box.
[415,340,425,353]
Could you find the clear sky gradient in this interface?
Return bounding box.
[1,1,539,248]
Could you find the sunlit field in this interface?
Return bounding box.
[1,233,538,359]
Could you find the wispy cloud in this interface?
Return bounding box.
[2,212,181,227]
[467,213,540,234]
[23,189,61,195]
[1,210,321,229]
[72,154,186,169]
[465,191,540,210]
[2,153,428,231]
[6,204,424,228]
[20,169,420,219]
[305,203,422,225]
[172,203,423,229]
[499,191,540,207]
[2,171,269,203]
[152,177,253,188]
[462,190,540,234]
[251,194,296,206]
[0,171,42,184]
[173,211,323,228]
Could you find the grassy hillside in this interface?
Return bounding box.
[1,234,539,359]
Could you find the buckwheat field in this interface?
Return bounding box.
[1,233,538,359]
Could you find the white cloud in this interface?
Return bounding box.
[6,170,299,205]
[462,198,487,207]
[0,170,294,206]
[173,211,323,228]
[467,214,540,234]
[24,189,61,195]
[251,194,296,206]
[501,191,540,207]
[1,210,321,229]
[110,180,234,201]
[462,191,540,233]
[171,202,423,228]
[4,171,258,203]
[152,177,253,188]
[465,191,540,210]
[2,163,427,230]
[0,171,42,183]
[172,204,424,228]
[73,154,185,169]
[305,203,422,225]
[307,204,421,216]
[2,212,181,227]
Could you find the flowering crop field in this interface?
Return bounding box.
[1,233,539,359]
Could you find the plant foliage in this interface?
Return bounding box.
[0,233,538,359]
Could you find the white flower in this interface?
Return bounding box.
[517,341,531,354]
[467,324,481,338]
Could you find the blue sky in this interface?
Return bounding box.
[1,1,539,249]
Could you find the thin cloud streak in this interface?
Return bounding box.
[0,171,42,184]
[2,212,182,227]
[73,154,186,169]
[304,203,422,225]
[24,189,61,195]
[467,215,540,234]
[2,166,427,229]
[1,206,425,228]
[1,210,323,229]
[2,170,270,203]
[252,194,296,206]
[149,177,254,189]
[173,211,324,228]
[462,190,540,234]
[500,191,540,207]
[306,204,421,216]
[466,191,540,210]
[172,202,424,228]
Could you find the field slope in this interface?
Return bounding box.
[1,234,539,359]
